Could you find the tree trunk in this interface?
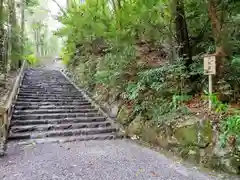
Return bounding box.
[10,0,20,70]
[7,0,13,71]
[0,0,4,76]
[175,0,192,68]
[207,0,229,77]
[20,0,25,67]
[34,29,40,57]
[169,0,177,63]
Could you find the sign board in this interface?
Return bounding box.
[203,55,216,75]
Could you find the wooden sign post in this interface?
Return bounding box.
[203,54,216,110]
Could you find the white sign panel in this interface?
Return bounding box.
[204,55,216,75]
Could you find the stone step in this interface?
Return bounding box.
[8,68,122,143]
[11,116,106,126]
[23,75,64,77]
[8,127,117,140]
[21,82,71,84]
[21,82,72,84]
[24,76,65,78]
[19,88,77,92]
[17,96,84,99]
[23,77,67,80]
[10,121,112,133]
[19,90,80,94]
[21,87,74,89]
[14,104,93,110]
[14,108,98,115]
[21,83,72,86]
[20,85,74,88]
[9,133,124,144]
[18,94,82,98]
[12,112,101,120]
[17,96,85,100]
[20,85,75,89]
[23,80,68,82]
[15,101,91,106]
[21,82,73,84]
[18,91,81,95]
[21,85,72,87]
[23,79,67,81]
[20,86,75,89]
[24,75,64,78]
[16,98,87,102]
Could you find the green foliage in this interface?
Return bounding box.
[138,62,189,94]
[26,0,39,7]
[25,54,39,65]
[203,93,240,148]
[203,93,229,113]
[122,64,187,107]
[224,115,240,138]
[172,94,192,109]
[56,0,240,150]
[60,46,71,66]
[227,56,240,96]
[11,28,22,67]
[95,45,137,88]
[220,115,240,148]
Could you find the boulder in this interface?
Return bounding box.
[126,114,143,137]
[116,105,133,126]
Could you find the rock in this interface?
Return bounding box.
[174,117,212,148]
[176,117,198,128]
[199,119,213,146]
[109,102,121,118]
[126,114,143,137]
[189,149,197,155]
[220,153,240,174]
[174,118,198,145]
[131,135,139,140]
[140,121,179,151]
[116,105,133,126]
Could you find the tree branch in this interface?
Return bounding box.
[50,0,66,15]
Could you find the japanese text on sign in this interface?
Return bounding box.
[204,55,216,75]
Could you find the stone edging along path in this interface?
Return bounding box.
[0,60,27,156]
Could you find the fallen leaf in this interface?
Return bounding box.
[150,171,159,177]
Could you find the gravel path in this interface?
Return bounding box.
[0,140,231,180]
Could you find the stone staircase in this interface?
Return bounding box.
[8,69,123,144]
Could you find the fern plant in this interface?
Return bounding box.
[220,115,240,148]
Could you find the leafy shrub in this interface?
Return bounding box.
[123,61,190,101]
[220,115,240,148]
[226,56,240,101]
[25,54,39,66]
[56,0,240,148]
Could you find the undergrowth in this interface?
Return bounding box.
[56,0,240,149]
